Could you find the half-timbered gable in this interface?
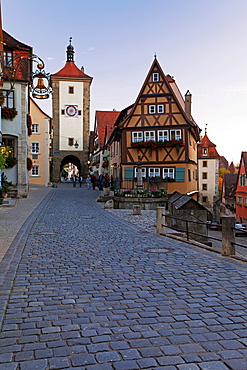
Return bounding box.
[117,57,201,195]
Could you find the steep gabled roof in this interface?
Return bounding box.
[228,161,236,174]
[118,57,201,140]
[52,62,92,79]
[236,152,247,192]
[3,30,31,50]
[94,110,120,149]
[198,135,220,159]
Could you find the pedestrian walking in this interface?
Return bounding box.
[98,174,104,190]
[91,174,97,190]
[86,175,91,190]
[79,176,83,187]
[72,175,77,187]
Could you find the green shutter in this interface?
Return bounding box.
[124,167,134,180]
[175,168,185,182]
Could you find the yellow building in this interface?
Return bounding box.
[28,98,52,186]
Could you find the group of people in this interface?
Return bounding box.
[72,173,113,190]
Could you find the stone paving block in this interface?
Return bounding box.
[49,357,70,369]
[19,359,48,370]
[86,364,113,370]
[71,353,96,366]
[199,361,231,370]
[157,355,185,366]
[178,365,200,370]
[225,358,247,370]
[0,352,13,362]
[161,344,182,355]
[87,343,110,353]
[113,360,139,370]
[0,364,18,370]
[137,357,158,368]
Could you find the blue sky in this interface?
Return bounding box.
[2,0,247,164]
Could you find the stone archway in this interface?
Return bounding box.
[60,155,82,179]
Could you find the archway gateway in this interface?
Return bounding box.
[60,155,81,179]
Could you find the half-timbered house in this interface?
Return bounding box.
[110,57,201,195]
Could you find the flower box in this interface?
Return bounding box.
[1,107,18,120]
[131,139,184,150]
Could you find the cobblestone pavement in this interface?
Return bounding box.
[1,186,247,369]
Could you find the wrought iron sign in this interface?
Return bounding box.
[31,55,51,99]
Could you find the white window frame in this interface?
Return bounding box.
[32,123,40,134]
[238,196,243,204]
[132,132,143,142]
[149,168,160,177]
[163,168,175,179]
[149,105,156,114]
[203,148,208,156]
[170,129,182,140]
[134,167,146,178]
[158,130,169,141]
[31,142,40,154]
[31,165,40,177]
[153,73,159,82]
[157,104,164,113]
[144,131,155,142]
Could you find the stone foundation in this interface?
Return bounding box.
[113,196,166,210]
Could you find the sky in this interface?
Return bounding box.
[1,0,247,165]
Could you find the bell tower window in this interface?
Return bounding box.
[68,86,74,94]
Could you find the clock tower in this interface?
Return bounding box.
[51,38,93,180]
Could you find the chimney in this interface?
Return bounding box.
[185,90,192,117]
[81,66,84,72]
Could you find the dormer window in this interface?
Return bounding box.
[203,148,208,156]
[153,73,159,82]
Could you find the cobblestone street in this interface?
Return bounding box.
[1,185,247,369]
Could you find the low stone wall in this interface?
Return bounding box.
[113,196,166,210]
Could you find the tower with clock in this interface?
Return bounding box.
[51,38,93,180]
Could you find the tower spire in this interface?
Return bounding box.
[205,123,207,136]
[66,37,74,62]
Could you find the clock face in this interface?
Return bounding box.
[65,105,78,117]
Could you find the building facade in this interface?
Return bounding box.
[109,58,201,194]
[1,30,32,197]
[51,39,93,180]
[91,110,120,177]
[28,98,51,186]
[197,134,220,213]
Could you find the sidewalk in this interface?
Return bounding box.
[0,186,51,262]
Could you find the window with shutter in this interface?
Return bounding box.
[124,167,134,180]
[175,168,184,182]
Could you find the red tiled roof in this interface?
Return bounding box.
[52,62,92,79]
[198,135,220,159]
[95,111,120,148]
[242,152,247,173]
